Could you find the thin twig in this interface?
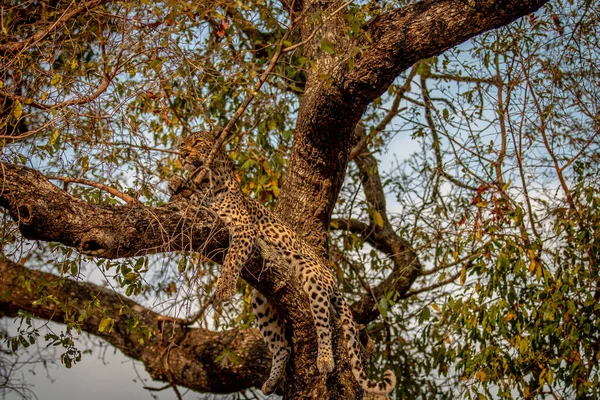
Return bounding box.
[47,176,138,204]
[104,141,180,155]
[281,0,356,53]
[183,15,298,188]
[0,0,110,55]
[156,294,215,326]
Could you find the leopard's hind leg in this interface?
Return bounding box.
[297,260,336,374]
[252,289,290,394]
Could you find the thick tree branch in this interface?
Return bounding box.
[345,0,550,103]
[0,256,271,394]
[0,163,225,259]
[275,0,549,250]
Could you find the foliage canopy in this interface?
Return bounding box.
[1,0,599,399]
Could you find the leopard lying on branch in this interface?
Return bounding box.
[170,131,396,395]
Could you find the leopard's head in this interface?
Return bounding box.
[178,131,228,172]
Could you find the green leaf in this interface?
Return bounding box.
[63,355,72,368]
[378,298,389,318]
[70,262,78,277]
[178,257,187,273]
[316,73,334,88]
[320,39,336,54]
[134,257,146,271]
[240,159,256,170]
[419,307,431,324]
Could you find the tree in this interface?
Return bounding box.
[1,0,598,399]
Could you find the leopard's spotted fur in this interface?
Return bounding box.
[173,131,396,395]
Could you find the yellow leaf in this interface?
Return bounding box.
[431,303,440,312]
[13,100,22,119]
[98,317,114,333]
[50,73,62,86]
[506,310,516,322]
[49,129,59,146]
[372,210,384,228]
[262,160,271,174]
[476,370,487,382]
[81,155,89,173]
[460,265,467,285]
[528,259,536,275]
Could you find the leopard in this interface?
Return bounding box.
[171,130,396,396]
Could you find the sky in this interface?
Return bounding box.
[2,318,184,400]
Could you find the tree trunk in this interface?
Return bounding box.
[273,0,549,398]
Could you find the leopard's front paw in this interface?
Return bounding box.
[317,353,335,374]
[261,379,278,395]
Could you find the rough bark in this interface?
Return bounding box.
[0,164,226,259]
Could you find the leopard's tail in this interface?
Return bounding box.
[332,290,397,395]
